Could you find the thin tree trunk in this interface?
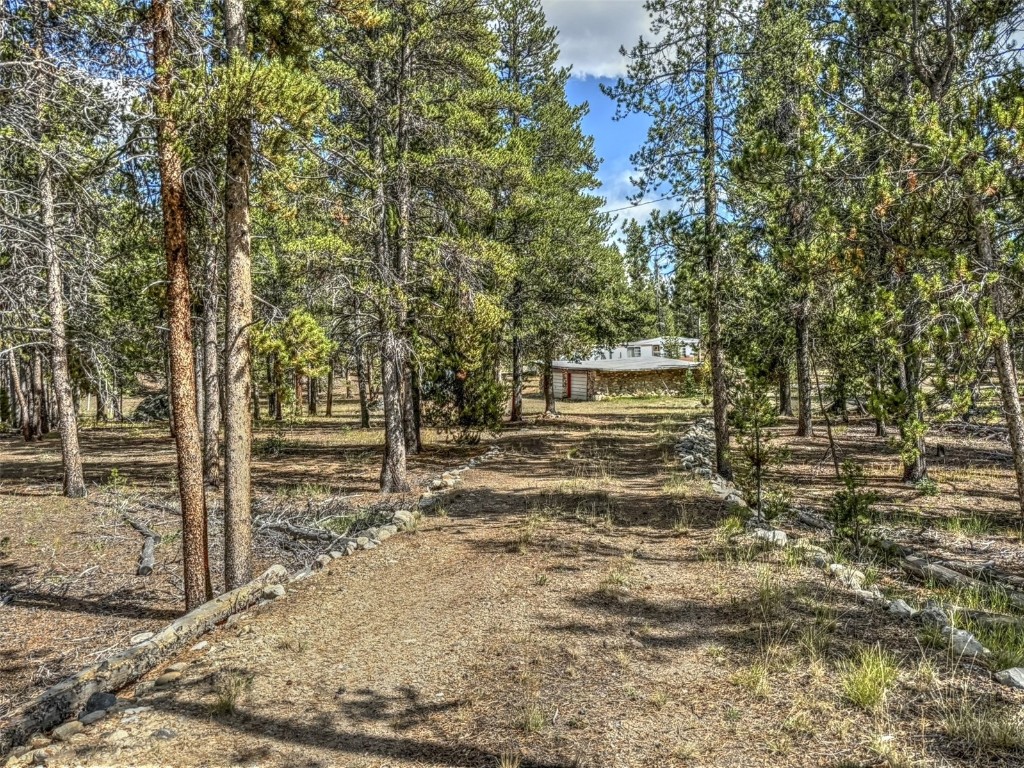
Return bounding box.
[202,240,221,486]
[151,0,212,610]
[795,297,813,437]
[356,345,370,428]
[9,354,27,434]
[874,364,887,437]
[223,0,254,590]
[402,357,419,454]
[510,335,524,421]
[703,0,731,481]
[380,328,410,492]
[28,349,44,441]
[778,363,793,417]
[898,335,927,483]
[325,362,334,416]
[307,375,317,415]
[973,196,1024,521]
[543,357,557,415]
[41,161,86,497]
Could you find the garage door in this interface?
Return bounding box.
[552,370,566,399]
[569,372,589,401]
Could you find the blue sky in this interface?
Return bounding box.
[541,0,661,240]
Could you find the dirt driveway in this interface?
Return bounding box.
[6,400,1024,767]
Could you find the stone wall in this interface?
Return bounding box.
[593,368,700,399]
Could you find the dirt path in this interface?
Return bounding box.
[11,404,1024,767]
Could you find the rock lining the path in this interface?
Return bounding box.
[675,420,1022,693]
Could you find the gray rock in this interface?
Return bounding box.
[355,536,370,548]
[430,479,444,490]
[752,529,788,548]
[917,604,950,629]
[888,599,917,619]
[166,662,188,673]
[151,728,177,741]
[79,710,106,726]
[393,509,413,523]
[362,540,378,550]
[378,525,398,540]
[827,563,865,590]
[190,641,209,652]
[262,583,286,599]
[122,706,153,716]
[130,631,154,645]
[84,691,117,714]
[52,721,83,741]
[313,554,333,570]
[853,589,889,607]
[944,626,988,657]
[994,668,1024,689]
[155,671,182,686]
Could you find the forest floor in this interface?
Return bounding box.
[3,395,1024,766]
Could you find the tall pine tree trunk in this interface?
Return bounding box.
[778,363,793,417]
[356,346,370,428]
[543,357,557,415]
[380,328,410,492]
[41,160,85,497]
[795,296,813,437]
[325,362,334,416]
[27,349,44,441]
[11,356,28,438]
[151,0,211,610]
[202,240,221,486]
[972,196,1024,520]
[223,0,254,589]
[898,325,927,483]
[703,0,731,480]
[509,279,524,422]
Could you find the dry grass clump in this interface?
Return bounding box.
[840,645,899,712]
[209,670,254,716]
[943,695,1024,752]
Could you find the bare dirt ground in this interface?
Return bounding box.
[4,396,1024,767]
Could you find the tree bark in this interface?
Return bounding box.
[307,375,317,415]
[380,328,410,492]
[151,0,212,610]
[223,0,254,589]
[356,345,370,428]
[972,196,1024,520]
[9,354,27,434]
[795,296,813,437]
[543,357,557,415]
[510,334,524,422]
[26,349,44,440]
[898,334,927,483]
[778,363,793,417]
[703,0,731,480]
[202,239,221,486]
[325,362,334,416]
[41,161,86,497]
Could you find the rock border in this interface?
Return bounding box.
[0,445,503,763]
[675,419,1024,692]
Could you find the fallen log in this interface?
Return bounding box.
[898,555,1024,610]
[123,517,161,577]
[0,563,287,756]
[260,518,339,543]
[137,536,157,577]
[794,510,831,530]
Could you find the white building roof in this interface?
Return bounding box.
[552,358,700,372]
[628,336,699,346]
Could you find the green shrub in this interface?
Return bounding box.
[827,461,878,554]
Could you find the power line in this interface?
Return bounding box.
[603,194,677,214]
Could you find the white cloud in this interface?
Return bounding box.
[541,0,649,79]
